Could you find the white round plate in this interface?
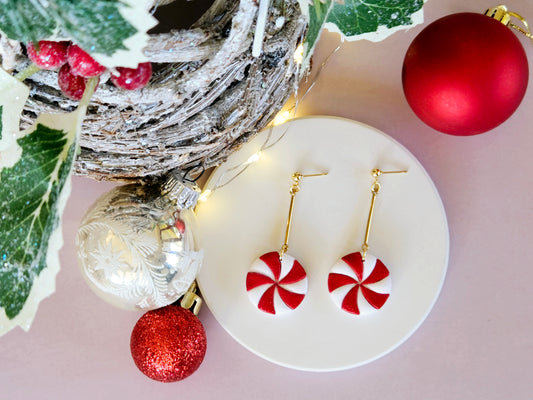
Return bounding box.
[196,116,449,371]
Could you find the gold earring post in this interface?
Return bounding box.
[279,172,328,259]
[361,169,407,261]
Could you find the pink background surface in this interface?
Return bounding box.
[2,0,533,398]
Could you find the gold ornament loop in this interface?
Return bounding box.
[485,5,533,45]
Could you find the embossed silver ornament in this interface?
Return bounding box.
[76,171,202,311]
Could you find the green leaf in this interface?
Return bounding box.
[0,69,83,334]
[0,123,75,319]
[303,0,334,61]
[0,1,57,44]
[299,0,425,67]
[326,0,425,40]
[52,0,137,56]
[0,0,157,68]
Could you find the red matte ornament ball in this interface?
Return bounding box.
[402,12,529,136]
[130,305,207,382]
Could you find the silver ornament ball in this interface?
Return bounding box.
[76,172,202,311]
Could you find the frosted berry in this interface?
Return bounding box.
[27,41,69,70]
[67,44,106,77]
[58,63,98,100]
[111,62,152,90]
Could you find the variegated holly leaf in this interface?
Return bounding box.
[325,0,425,41]
[304,0,335,64]
[0,0,157,69]
[0,68,85,335]
[299,0,426,65]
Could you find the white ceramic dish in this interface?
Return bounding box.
[196,116,449,371]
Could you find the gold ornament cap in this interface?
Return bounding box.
[485,5,533,44]
[179,281,203,316]
[485,5,513,25]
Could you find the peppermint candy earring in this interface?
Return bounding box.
[246,172,327,315]
[328,169,407,316]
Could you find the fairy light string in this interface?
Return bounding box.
[199,3,533,203]
[198,43,341,203]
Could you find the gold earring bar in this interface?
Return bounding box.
[361,169,407,261]
[279,172,328,259]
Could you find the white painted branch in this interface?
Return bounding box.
[252,0,270,57]
[14,0,307,181]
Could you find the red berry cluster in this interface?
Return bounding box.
[27,40,152,100]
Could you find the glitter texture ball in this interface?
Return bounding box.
[76,174,202,311]
[130,305,207,382]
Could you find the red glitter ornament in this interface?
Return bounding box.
[130,305,207,382]
[402,12,529,136]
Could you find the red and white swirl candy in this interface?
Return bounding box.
[328,252,391,315]
[246,251,308,315]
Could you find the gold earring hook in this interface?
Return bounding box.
[280,171,328,259]
[361,169,407,262]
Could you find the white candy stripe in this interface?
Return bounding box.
[364,278,391,294]
[356,288,376,316]
[330,261,357,280]
[280,254,296,281]
[249,257,276,281]
[279,279,307,295]
[329,283,352,310]
[273,289,293,314]
[247,285,271,307]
